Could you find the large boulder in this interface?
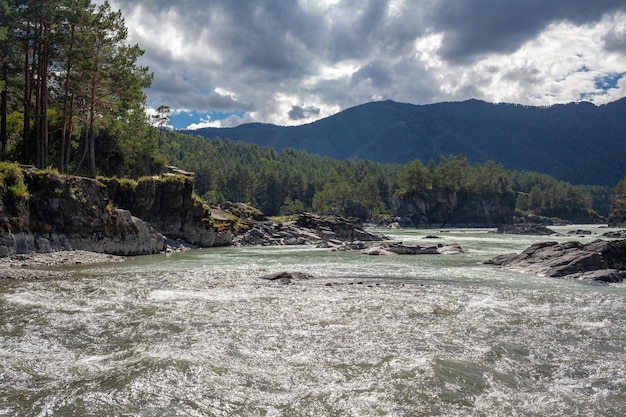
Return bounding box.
[362,242,466,256]
[485,239,626,282]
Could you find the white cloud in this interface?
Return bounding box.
[99,0,626,127]
[186,118,222,130]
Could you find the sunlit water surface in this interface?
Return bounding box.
[1,227,625,416]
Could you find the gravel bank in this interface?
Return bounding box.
[0,251,125,280]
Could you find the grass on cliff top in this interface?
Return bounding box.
[99,173,190,189]
[0,161,29,200]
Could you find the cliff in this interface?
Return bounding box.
[0,164,235,257]
[101,170,233,248]
[391,189,516,227]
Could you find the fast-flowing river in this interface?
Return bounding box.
[1,226,625,416]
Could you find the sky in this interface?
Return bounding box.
[96,0,626,130]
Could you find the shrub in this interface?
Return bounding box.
[0,161,29,201]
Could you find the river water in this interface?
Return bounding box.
[1,226,625,416]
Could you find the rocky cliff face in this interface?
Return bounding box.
[391,189,516,227]
[0,169,165,257]
[0,166,236,257]
[102,172,233,248]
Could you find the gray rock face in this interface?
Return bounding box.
[236,213,387,246]
[0,172,167,257]
[103,175,233,248]
[485,239,626,283]
[295,212,386,242]
[392,189,516,227]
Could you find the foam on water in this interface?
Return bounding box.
[1,227,625,416]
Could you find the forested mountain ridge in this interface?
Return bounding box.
[189,98,626,186]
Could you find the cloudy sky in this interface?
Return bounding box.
[98,0,626,129]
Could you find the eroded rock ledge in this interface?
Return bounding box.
[0,166,236,257]
[235,212,387,246]
[485,239,626,283]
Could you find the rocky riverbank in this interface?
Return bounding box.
[391,188,516,227]
[0,165,239,258]
[1,165,397,261]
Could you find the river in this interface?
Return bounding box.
[1,226,625,416]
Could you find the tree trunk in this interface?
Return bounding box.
[22,31,31,163]
[88,69,97,178]
[59,24,76,173]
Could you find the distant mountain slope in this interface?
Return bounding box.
[187,98,626,186]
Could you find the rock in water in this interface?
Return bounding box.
[495,223,557,235]
[485,239,626,282]
[362,242,466,256]
[258,271,313,284]
[235,212,387,246]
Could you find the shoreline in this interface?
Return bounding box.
[0,251,126,280]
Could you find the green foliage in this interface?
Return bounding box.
[609,177,626,223]
[159,129,607,222]
[509,171,609,220]
[1,0,156,178]
[0,161,29,201]
[280,197,305,216]
[398,159,429,194]
[160,131,401,218]
[615,178,626,196]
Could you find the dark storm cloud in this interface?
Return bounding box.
[100,0,626,126]
[350,61,392,88]
[288,105,321,120]
[603,26,626,53]
[430,0,626,62]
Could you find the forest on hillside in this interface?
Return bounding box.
[160,130,613,222]
[0,1,619,224]
[191,98,626,187]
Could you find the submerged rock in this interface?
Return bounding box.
[485,239,626,283]
[258,271,313,284]
[567,229,593,236]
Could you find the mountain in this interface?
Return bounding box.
[187,98,626,186]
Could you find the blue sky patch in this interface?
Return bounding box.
[594,73,625,91]
[170,110,246,130]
